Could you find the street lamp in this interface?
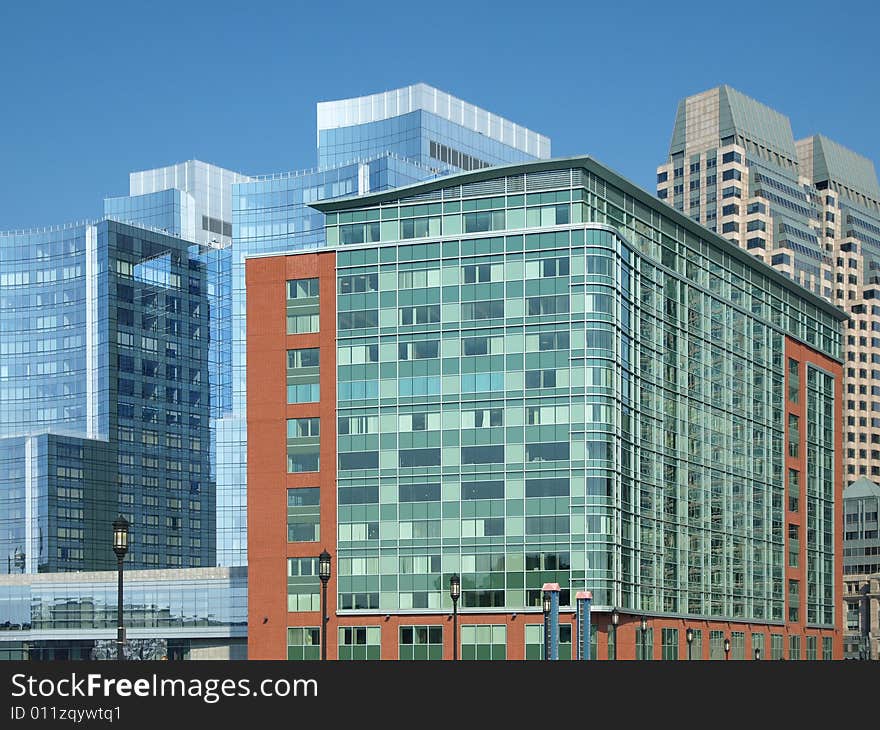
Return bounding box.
[610,608,619,661]
[754,647,761,661]
[450,574,461,661]
[640,616,648,660]
[543,591,552,661]
[724,637,731,661]
[318,550,331,661]
[686,627,694,661]
[112,515,129,661]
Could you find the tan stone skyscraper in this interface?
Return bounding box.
[657,85,880,481]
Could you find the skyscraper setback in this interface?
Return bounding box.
[657,85,880,481]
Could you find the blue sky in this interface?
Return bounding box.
[1,0,878,229]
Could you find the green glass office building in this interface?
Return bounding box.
[247,156,845,660]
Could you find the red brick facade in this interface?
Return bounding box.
[247,253,844,659]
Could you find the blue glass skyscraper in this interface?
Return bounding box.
[316,83,548,171]
[0,220,214,572]
[110,83,551,567]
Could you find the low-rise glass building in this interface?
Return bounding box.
[246,156,846,659]
[0,567,246,660]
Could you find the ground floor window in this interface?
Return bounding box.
[338,626,381,660]
[287,627,320,660]
[525,623,572,659]
[461,625,506,660]
[399,626,442,660]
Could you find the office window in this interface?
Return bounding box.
[461,262,503,284]
[287,558,319,611]
[461,625,506,660]
[339,273,378,294]
[462,408,503,429]
[662,628,679,660]
[788,524,799,567]
[709,630,725,660]
[287,348,320,403]
[788,358,799,402]
[462,300,505,320]
[789,580,799,622]
[525,441,570,463]
[399,305,440,326]
[688,629,702,660]
[788,414,800,458]
[788,469,799,512]
[338,310,378,329]
[771,634,784,660]
[463,210,505,234]
[752,633,764,660]
[461,445,504,464]
[287,418,320,473]
[399,626,443,660]
[462,334,503,355]
[286,278,319,334]
[731,632,745,660]
[399,340,440,360]
[287,627,320,660]
[526,295,569,316]
[340,415,379,435]
[287,487,320,542]
[789,635,801,660]
[525,369,558,389]
[399,268,440,289]
[338,627,381,660]
[338,344,378,365]
[525,256,570,279]
[525,624,573,660]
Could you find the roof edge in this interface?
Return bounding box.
[309,155,847,323]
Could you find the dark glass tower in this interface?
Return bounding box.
[0,220,213,572]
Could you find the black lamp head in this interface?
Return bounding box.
[640,616,648,632]
[542,592,552,615]
[318,550,332,582]
[611,608,619,627]
[112,515,130,558]
[686,627,694,643]
[449,573,461,601]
